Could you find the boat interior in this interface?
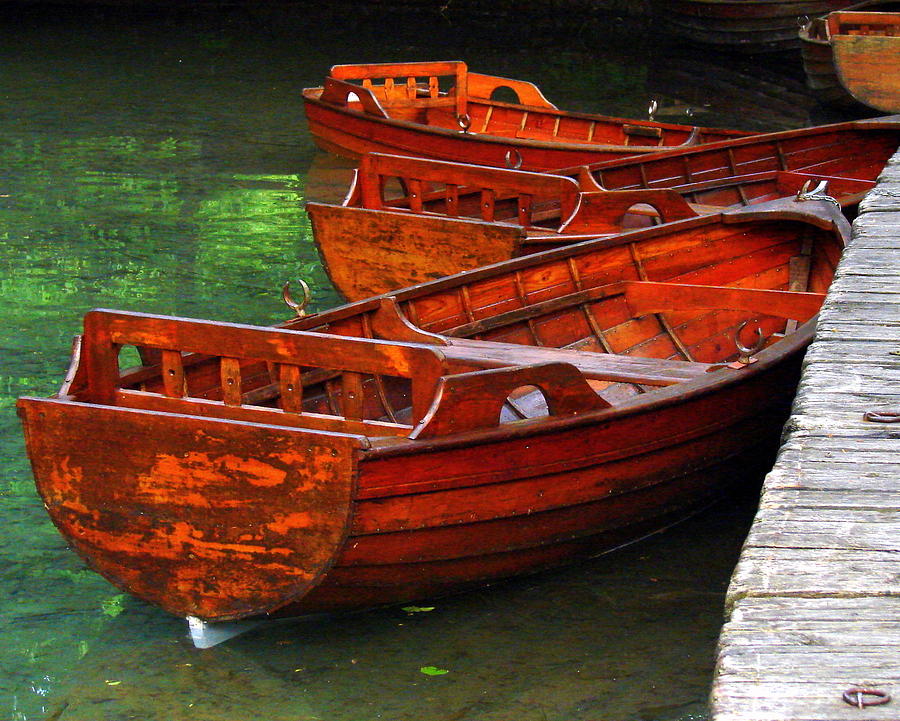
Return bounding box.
[585,128,897,199]
[66,215,837,442]
[345,151,874,241]
[309,60,723,149]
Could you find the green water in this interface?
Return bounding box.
[0,6,866,720]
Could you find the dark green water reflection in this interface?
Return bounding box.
[0,7,865,720]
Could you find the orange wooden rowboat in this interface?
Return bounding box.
[827,11,900,112]
[301,61,747,171]
[308,117,897,300]
[18,200,846,634]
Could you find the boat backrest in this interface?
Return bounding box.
[329,61,468,118]
[466,72,556,109]
[79,309,448,426]
[354,152,581,227]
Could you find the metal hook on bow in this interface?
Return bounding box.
[282,278,311,319]
[648,99,658,121]
[457,113,472,133]
[505,148,523,170]
[795,179,840,208]
[734,321,766,365]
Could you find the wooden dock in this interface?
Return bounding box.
[711,149,900,720]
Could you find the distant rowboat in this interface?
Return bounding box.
[302,61,747,172]
[827,10,900,112]
[799,1,900,107]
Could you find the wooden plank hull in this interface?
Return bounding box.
[664,0,856,51]
[283,378,796,615]
[302,61,746,171]
[18,206,846,623]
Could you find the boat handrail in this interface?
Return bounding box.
[329,60,468,118]
[79,309,448,424]
[355,152,581,226]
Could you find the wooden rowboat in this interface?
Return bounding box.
[18,200,847,627]
[663,0,856,51]
[301,61,747,172]
[308,118,897,300]
[827,11,900,112]
[799,1,900,106]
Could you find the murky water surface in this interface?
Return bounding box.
[0,6,868,720]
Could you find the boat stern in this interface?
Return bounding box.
[17,396,362,622]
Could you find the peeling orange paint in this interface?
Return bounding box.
[266,512,315,533]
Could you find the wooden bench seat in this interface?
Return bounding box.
[443,338,714,386]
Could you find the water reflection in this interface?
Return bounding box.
[42,487,755,721]
[0,5,869,720]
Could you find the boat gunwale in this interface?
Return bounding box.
[553,116,900,177]
[300,201,847,331]
[301,88,739,155]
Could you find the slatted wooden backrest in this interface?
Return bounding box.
[356,152,581,226]
[329,61,468,118]
[81,309,446,424]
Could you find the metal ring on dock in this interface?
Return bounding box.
[842,688,891,708]
[863,409,900,423]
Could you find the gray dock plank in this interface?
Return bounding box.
[711,145,900,721]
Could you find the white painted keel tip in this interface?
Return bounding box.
[186,615,263,649]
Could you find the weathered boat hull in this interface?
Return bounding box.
[799,2,900,107]
[302,61,746,171]
[829,11,900,112]
[18,205,846,623]
[663,0,856,51]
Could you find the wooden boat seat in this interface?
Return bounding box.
[442,338,714,386]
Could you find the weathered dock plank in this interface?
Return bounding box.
[711,146,900,721]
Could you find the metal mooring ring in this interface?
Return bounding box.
[505,148,523,170]
[842,688,891,709]
[864,409,900,423]
[282,278,311,318]
[457,113,472,133]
